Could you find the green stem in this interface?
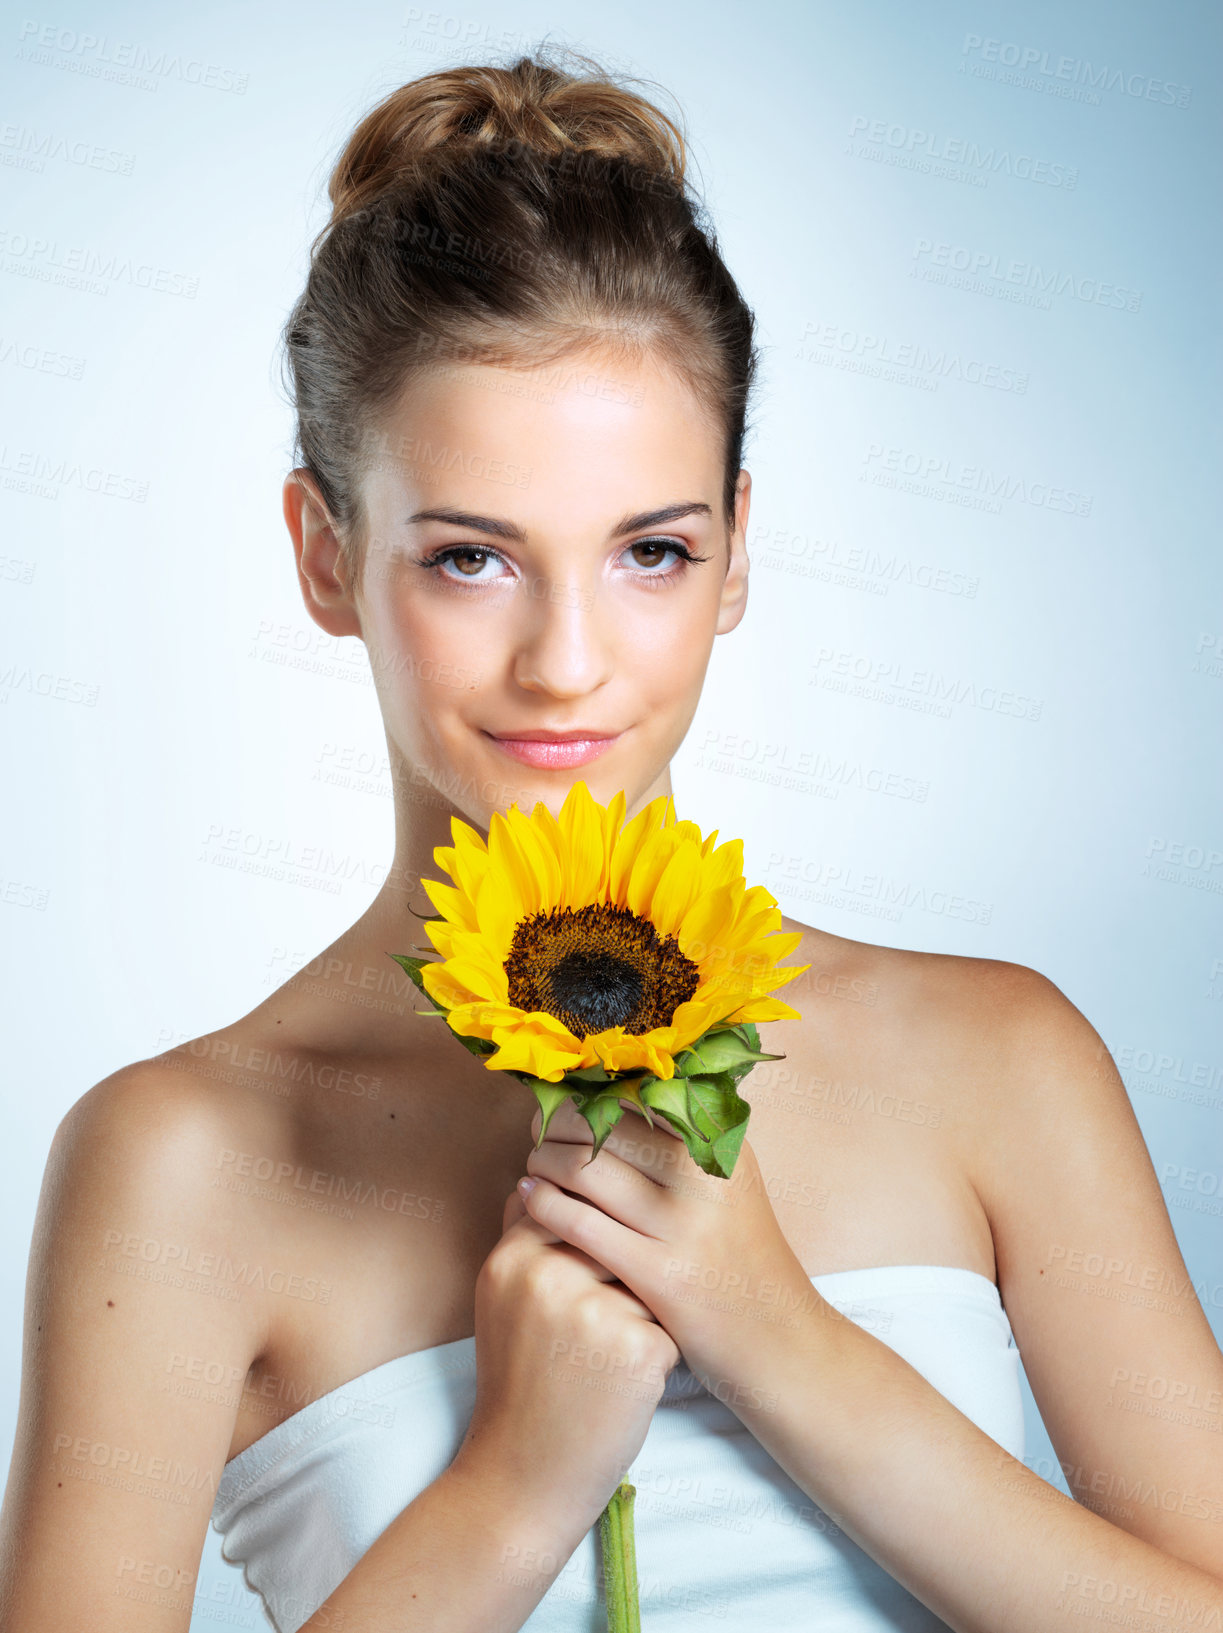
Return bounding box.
[598,1479,641,1632]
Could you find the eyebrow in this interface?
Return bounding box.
[402,501,713,543]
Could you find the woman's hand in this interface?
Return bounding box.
[450,1163,681,1548]
[517,1096,818,1400]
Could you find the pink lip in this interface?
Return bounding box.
[484,730,622,768]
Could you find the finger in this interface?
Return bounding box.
[531,1093,689,1179]
[587,1280,661,1325]
[501,1187,527,1235]
[519,1175,659,1297]
[526,1140,670,1238]
[502,1180,617,1272]
[530,1092,686,1149]
[533,1113,713,1209]
[500,1200,628,1290]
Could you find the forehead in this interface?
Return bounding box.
[362,346,722,526]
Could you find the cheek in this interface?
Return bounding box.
[366,590,480,681]
[632,619,710,703]
[362,598,479,743]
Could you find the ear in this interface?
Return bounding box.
[715,468,751,636]
[283,468,362,639]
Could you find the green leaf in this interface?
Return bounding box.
[388,952,434,998]
[449,1028,498,1058]
[576,1091,628,1164]
[640,1074,705,1140]
[566,1063,612,1084]
[684,1073,752,1179]
[632,1072,755,1179]
[674,1026,784,1078]
[525,1080,576,1146]
[610,1074,657,1130]
[582,1074,658,1131]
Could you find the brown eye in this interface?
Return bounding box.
[421,545,512,584]
[630,540,670,569]
[451,549,490,576]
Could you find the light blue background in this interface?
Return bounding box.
[0,1,1219,1625]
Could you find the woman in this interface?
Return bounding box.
[2,45,1221,1633]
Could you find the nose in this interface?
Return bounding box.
[511,575,614,698]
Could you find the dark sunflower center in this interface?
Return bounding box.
[548,950,643,1032]
[504,902,700,1038]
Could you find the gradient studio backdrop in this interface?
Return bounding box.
[2,0,1220,1623]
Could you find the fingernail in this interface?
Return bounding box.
[518,1176,539,1197]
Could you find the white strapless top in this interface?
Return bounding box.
[211,1264,1023,1631]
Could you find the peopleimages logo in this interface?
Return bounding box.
[797,320,1029,395]
[910,240,1141,314]
[861,443,1092,518]
[959,34,1191,109]
[847,116,1077,189]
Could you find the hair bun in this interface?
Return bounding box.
[328,47,689,225]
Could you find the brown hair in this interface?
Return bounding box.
[282,43,760,588]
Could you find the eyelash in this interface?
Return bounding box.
[416,537,712,590]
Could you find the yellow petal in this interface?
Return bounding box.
[608,793,671,903]
[505,805,563,909]
[443,1000,526,1040]
[597,788,627,897]
[486,808,542,918]
[473,865,523,960]
[447,827,491,907]
[678,882,746,974]
[557,780,604,908]
[707,838,748,896]
[753,959,810,993]
[723,995,803,1025]
[623,828,683,921]
[646,840,705,939]
[424,921,457,960]
[421,876,479,931]
[425,951,507,1006]
[484,1011,589,1079]
[593,1028,677,1079]
[448,928,512,978]
[759,927,805,961]
[676,889,736,967]
[666,994,727,1051]
[420,962,484,1010]
[526,799,566,886]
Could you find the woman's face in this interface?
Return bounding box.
[312,345,750,832]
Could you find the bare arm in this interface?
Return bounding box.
[668,964,1223,1631]
[305,1183,677,1630]
[509,959,1223,1632]
[0,1065,654,1632]
[0,1066,268,1632]
[301,1453,596,1631]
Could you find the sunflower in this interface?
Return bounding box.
[391,780,808,1177]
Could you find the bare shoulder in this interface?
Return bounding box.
[776,911,1069,1068]
[52,1048,293,1244]
[38,1054,282,1369]
[774,914,1107,1197]
[0,1059,277,1629]
[779,923,1223,1571]
[780,912,1165,1255]
[58,1048,263,1155]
